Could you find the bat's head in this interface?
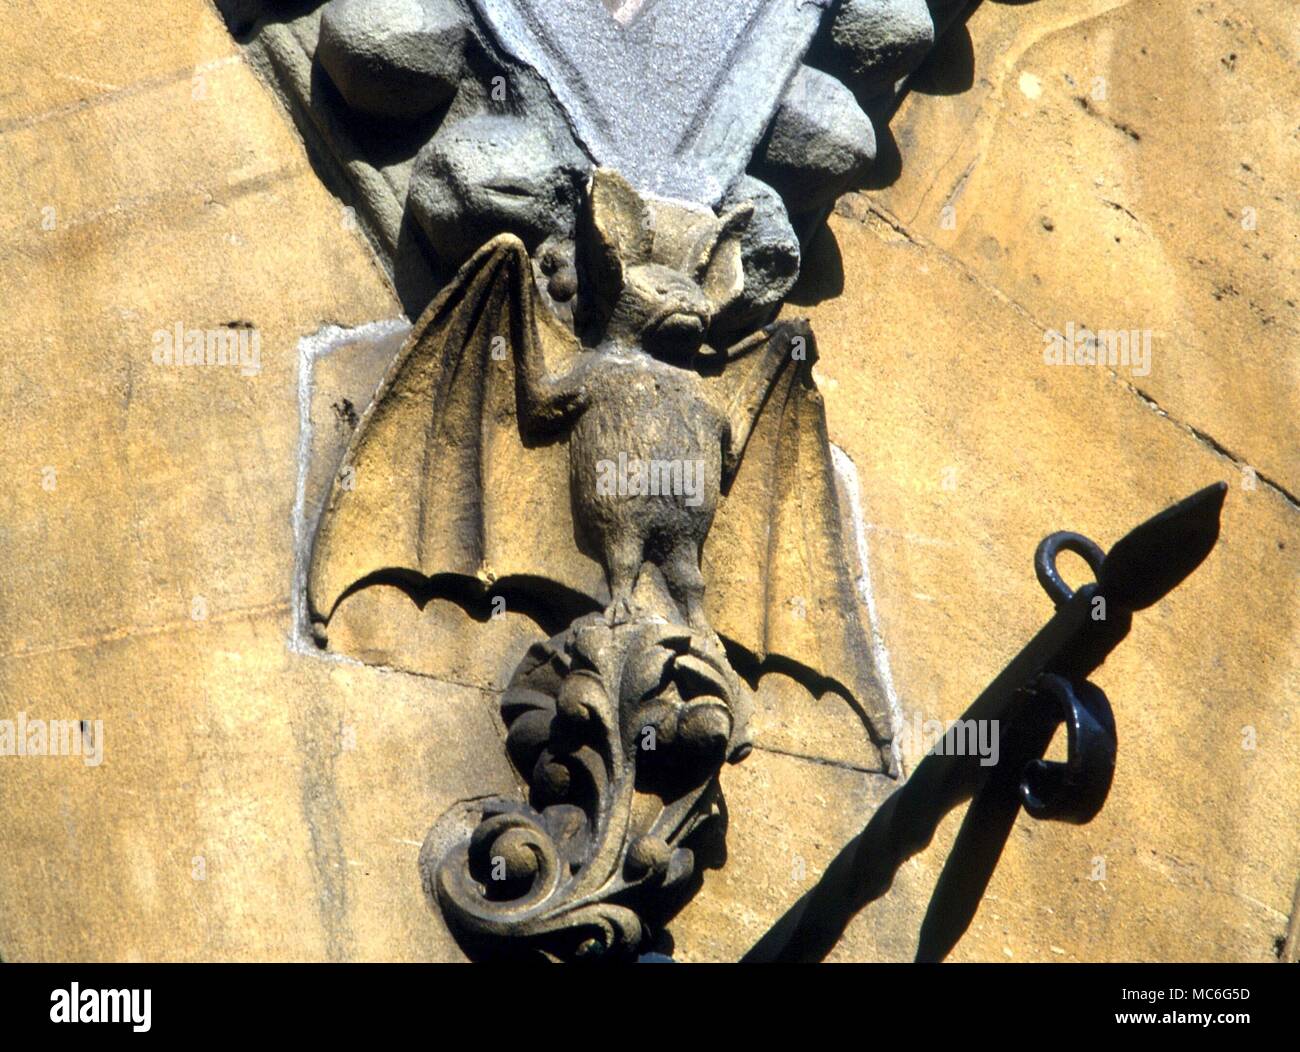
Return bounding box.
[579,168,752,362]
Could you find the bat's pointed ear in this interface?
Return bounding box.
[693,203,752,318]
[579,168,653,317]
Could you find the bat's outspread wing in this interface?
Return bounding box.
[703,320,890,743]
[308,235,604,636]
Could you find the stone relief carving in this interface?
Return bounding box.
[218,0,990,959]
[218,0,970,312]
[307,173,890,959]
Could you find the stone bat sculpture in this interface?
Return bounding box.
[223,0,1157,967]
[308,168,888,748]
[305,167,889,959]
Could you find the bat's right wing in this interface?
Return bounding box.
[308,235,606,637]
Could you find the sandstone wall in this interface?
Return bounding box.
[0,0,1294,961]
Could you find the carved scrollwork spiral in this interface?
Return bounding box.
[427,614,749,960]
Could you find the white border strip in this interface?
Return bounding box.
[289,318,409,658]
[830,443,906,775]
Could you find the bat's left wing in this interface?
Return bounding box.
[702,319,891,743]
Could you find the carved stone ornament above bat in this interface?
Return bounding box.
[219,0,980,961]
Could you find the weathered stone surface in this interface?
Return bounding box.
[669,749,920,962]
[0,618,512,961]
[0,29,394,657]
[317,0,470,120]
[408,114,588,267]
[826,0,937,93]
[756,65,877,214]
[717,175,802,334]
[472,0,827,205]
[1,0,1295,966]
[858,0,1300,497]
[797,202,1299,961]
[0,3,238,126]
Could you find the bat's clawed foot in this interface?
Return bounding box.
[604,593,645,627]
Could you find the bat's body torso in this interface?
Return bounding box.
[569,351,725,596]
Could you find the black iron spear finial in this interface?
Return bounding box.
[743,483,1227,963]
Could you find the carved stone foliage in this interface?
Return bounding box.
[427,615,747,961]
[218,0,975,314]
